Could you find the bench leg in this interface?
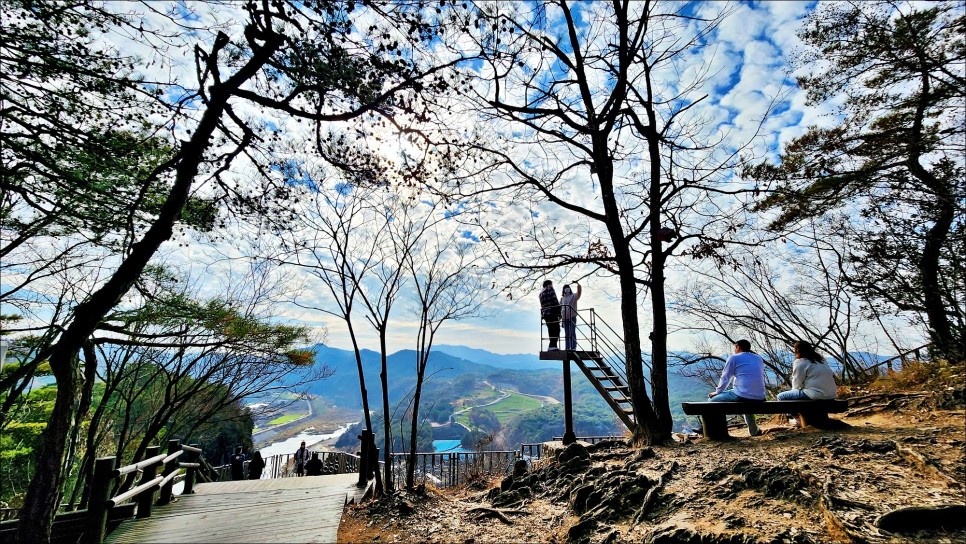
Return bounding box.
[701,414,730,440]
[798,412,832,429]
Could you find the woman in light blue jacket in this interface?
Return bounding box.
[777,341,838,400]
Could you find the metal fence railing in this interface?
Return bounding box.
[385,451,519,487]
[261,450,360,479]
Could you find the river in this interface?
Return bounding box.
[257,424,353,457]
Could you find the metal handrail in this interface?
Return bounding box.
[262,450,361,479]
[387,450,518,488]
[542,306,653,389]
[572,309,651,389]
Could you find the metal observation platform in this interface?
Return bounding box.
[539,308,642,443]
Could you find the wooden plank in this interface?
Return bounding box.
[106,474,363,544]
[682,399,848,415]
[108,493,344,543]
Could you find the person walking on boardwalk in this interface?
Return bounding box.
[559,282,582,350]
[294,441,309,477]
[777,341,838,401]
[248,450,265,480]
[539,280,561,351]
[708,339,766,436]
[230,447,246,480]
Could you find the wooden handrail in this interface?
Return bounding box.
[108,476,163,508]
[866,343,931,371]
[158,468,180,488]
[74,437,217,540]
[157,440,181,506]
[137,445,161,519]
[161,449,184,465]
[115,453,167,477]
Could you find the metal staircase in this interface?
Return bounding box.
[540,308,651,434]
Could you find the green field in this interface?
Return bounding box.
[268,414,302,426]
[457,391,544,427]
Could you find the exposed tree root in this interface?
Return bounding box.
[467,507,527,524]
[631,461,678,525]
[895,445,961,488]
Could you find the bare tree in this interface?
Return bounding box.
[670,227,901,387]
[279,180,386,491]
[404,231,489,490]
[425,0,770,443]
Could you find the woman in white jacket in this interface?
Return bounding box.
[559,283,582,350]
[777,341,838,400]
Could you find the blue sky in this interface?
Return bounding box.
[7,1,917,360]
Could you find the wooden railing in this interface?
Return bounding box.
[865,344,932,373]
[0,438,217,544]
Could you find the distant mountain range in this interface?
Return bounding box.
[280,343,710,432]
[273,343,895,432]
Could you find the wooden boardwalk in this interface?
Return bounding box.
[106,474,366,543]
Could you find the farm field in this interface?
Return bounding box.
[456,391,544,427]
[268,414,302,426]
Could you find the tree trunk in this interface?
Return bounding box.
[649,245,673,437]
[906,63,959,362]
[594,152,661,444]
[919,191,957,360]
[407,322,434,490]
[379,334,393,493]
[407,358,426,490]
[645,114,673,440]
[14,350,82,542]
[61,343,98,508]
[14,32,282,543]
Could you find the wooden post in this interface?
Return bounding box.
[183,444,199,495]
[700,414,730,440]
[85,456,116,544]
[357,430,371,487]
[562,354,576,445]
[157,439,180,506]
[798,411,833,430]
[136,446,161,519]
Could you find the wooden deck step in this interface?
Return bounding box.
[106,474,364,544]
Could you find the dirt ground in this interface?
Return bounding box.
[338,383,965,543]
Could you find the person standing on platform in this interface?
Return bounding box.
[539,280,561,351]
[248,450,265,480]
[559,282,582,350]
[230,446,246,480]
[708,339,767,436]
[294,441,309,476]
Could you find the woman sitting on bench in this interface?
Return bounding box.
[777,341,838,400]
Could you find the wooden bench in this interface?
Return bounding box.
[681,399,849,440]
